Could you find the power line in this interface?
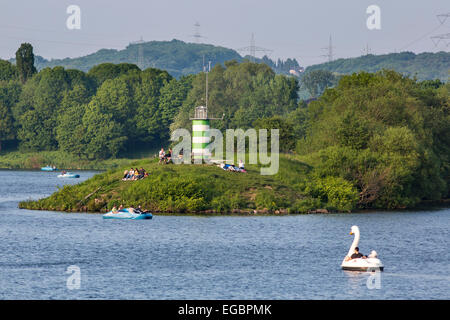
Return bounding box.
[430,33,450,47]
[362,43,372,55]
[130,36,145,69]
[0,24,135,42]
[0,34,124,48]
[399,13,449,51]
[321,35,334,62]
[237,33,272,62]
[399,24,443,50]
[191,21,207,43]
[437,13,450,25]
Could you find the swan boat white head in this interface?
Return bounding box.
[341,225,384,271]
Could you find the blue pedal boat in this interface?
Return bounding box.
[103,209,153,220]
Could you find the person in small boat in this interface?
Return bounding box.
[62,170,67,175]
[135,205,148,214]
[111,206,119,213]
[118,204,124,211]
[345,247,367,261]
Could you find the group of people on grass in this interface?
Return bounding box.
[159,147,173,164]
[122,167,148,181]
[218,159,246,173]
[111,204,150,214]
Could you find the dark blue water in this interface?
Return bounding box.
[0,170,449,299]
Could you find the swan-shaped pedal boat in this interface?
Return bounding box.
[341,225,384,271]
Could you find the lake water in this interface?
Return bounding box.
[0,169,449,299]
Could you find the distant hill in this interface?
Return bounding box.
[8,40,448,81]
[10,39,300,78]
[304,51,449,81]
[30,39,242,78]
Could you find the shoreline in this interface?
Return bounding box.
[18,202,450,216]
[0,150,158,171]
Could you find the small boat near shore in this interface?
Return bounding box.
[103,209,153,220]
[41,166,57,171]
[57,172,80,178]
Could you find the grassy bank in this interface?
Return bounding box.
[19,155,321,214]
[0,148,159,170]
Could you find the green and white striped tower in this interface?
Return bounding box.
[192,106,211,161]
[190,61,223,162]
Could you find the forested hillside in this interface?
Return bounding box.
[305,51,450,81]
[9,39,300,79]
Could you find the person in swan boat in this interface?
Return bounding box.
[345,247,367,261]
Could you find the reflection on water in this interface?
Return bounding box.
[0,170,449,299]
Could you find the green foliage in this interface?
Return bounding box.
[15,43,37,83]
[306,176,359,212]
[81,102,127,159]
[301,70,336,98]
[87,63,140,87]
[304,51,450,82]
[171,61,299,133]
[291,197,322,214]
[253,116,295,152]
[16,67,72,150]
[335,111,371,149]
[0,80,21,150]
[0,101,14,150]
[297,70,450,209]
[0,60,17,81]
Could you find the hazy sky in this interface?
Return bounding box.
[0,0,448,66]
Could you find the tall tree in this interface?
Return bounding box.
[15,43,37,83]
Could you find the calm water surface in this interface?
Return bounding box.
[0,170,448,299]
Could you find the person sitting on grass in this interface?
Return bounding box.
[122,170,129,180]
[132,168,140,180]
[137,168,146,179]
[164,148,172,164]
[123,168,134,180]
[239,159,244,170]
[159,148,165,164]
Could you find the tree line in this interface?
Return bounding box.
[0,43,193,157]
